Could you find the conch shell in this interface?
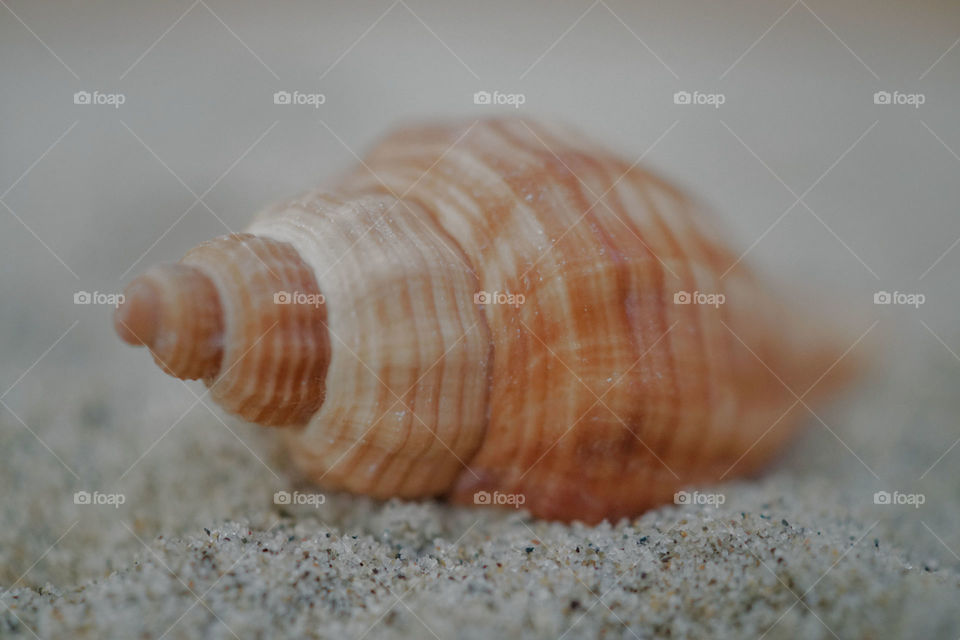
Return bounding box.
[115,118,856,523]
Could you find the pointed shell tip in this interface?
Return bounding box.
[114,278,159,347]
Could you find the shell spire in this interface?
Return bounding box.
[116,233,331,427]
[116,118,861,523]
[115,263,224,380]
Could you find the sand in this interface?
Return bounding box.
[1,336,959,639]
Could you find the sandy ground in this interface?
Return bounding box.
[1,334,959,639]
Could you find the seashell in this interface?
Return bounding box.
[115,118,857,523]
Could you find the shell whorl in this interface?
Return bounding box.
[249,193,490,497]
[117,118,857,523]
[115,262,223,380]
[117,233,330,426]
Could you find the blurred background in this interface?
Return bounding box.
[0,0,958,628]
